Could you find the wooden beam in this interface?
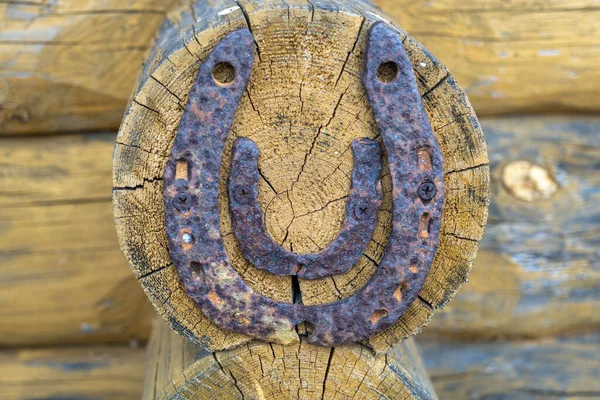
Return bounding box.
[112,0,488,354]
[426,116,600,340]
[0,0,180,135]
[420,333,600,399]
[3,1,599,135]
[0,344,146,400]
[143,318,437,399]
[0,133,154,346]
[373,0,600,115]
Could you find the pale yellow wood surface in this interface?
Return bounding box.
[113,0,488,352]
[420,333,600,399]
[0,0,180,135]
[0,133,154,346]
[143,318,438,400]
[374,0,600,115]
[425,116,600,340]
[0,344,146,400]
[3,1,599,136]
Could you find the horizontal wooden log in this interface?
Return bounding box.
[0,132,154,346]
[113,0,488,353]
[2,116,594,347]
[4,2,598,135]
[420,333,600,399]
[374,0,600,115]
[0,0,180,135]
[0,344,146,400]
[426,116,600,339]
[143,318,437,400]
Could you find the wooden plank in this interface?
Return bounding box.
[374,0,600,115]
[0,344,146,400]
[419,333,600,399]
[0,133,154,346]
[143,318,438,400]
[426,116,600,339]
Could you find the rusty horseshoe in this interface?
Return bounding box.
[163,23,445,346]
[228,136,382,279]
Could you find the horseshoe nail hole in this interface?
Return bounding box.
[190,261,202,274]
[417,148,432,171]
[418,212,431,239]
[296,321,315,336]
[190,262,209,294]
[394,281,408,302]
[175,159,189,181]
[369,309,389,325]
[212,62,236,86]
[233,312,251,326]
[377,61,398,83]
[207,292,223,307]
[292,275,303,305]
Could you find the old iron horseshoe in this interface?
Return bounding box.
[163,23,445,346]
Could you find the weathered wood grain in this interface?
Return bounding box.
[143,318,437,400]
[426,116,600,340]
[0,133,154,346]
[420,333,600,399]
[113,0,488,353]
[3,1,599,136]
[374,0,600,115]
[0,0,180,135]
[0,344,146,400]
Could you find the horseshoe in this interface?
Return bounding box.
[163,23,445,346]
[228,136,382,279]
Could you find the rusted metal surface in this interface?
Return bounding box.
[163,24,445,347]
[228,137,382,279]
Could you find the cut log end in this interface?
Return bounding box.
[143,319,438,400]
[113,0,489,352]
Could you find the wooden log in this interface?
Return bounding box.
[3,2,599,136]
[3,116,593,349]
[143,318,437,400]
[0,344,146,400]
[374,0,600,115]
[0,0,180,135]
[419,333,600,399]
[113,0,488,353]
[0,132,154,346]
[426,116,600,340]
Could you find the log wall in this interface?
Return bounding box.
[420,333,600,399]
[0,344,146,400]
[1,117,597,345]
[0,0,180,135]
[2,1,599,135]
[373,0,600,115]
[0,133,154,346]
[427,116,600,339]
